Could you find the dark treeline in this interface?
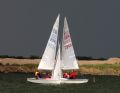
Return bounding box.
[0,55,107,60]
[76,56,107,60]
[0,55,41,59]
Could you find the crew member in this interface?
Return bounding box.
[69,70,77,79]
[35,71,40,79]
[45,72,51,79]
[63,72,70,78]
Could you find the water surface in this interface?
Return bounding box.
[0,73,120,93]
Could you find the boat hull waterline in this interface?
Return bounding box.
[27,78,88,84]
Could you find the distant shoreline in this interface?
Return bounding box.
[0,58,120,75]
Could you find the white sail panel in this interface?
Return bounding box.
[51,43,62,80]
[61,17,79,70]
[38,15,60,70]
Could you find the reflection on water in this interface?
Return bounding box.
[0,73,120,93]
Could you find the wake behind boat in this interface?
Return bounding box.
[27,14,88,84]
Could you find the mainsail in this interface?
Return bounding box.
[61,17,79,70]
[38,15,60,70]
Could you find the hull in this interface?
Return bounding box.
[27,78,88,84]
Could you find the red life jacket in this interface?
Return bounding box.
[69,71,77,79]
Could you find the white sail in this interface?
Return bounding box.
[38,15,60,70]
[51,43,62,80]
[61,17,79,70]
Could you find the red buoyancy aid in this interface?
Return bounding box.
[69,71,77,79]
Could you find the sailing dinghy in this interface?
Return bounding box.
[27,14,88,84]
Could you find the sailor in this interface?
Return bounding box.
[69,70,77,79]
[63,72,70,78]
[35,71,40,79]
[45,72,51,79]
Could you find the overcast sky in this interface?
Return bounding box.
[0,0,120,58]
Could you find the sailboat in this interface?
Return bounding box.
[27,14,88,84]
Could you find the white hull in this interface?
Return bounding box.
[27,78,88,84]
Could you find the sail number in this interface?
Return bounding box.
[49,29,58,49]
[64,32,72,49]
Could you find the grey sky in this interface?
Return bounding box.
[0,0,120,58]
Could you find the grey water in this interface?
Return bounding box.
[0,73,120,93]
